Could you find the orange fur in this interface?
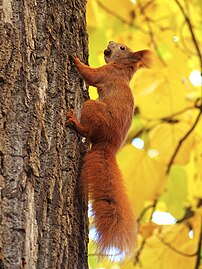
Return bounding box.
[67,41,152,257]
[82,147,137,255]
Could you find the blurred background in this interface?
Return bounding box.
[86,1,202,268]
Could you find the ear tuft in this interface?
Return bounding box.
[134,50,153,69]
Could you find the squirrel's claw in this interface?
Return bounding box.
[66,109,77,126]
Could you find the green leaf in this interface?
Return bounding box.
[159,165,187,219]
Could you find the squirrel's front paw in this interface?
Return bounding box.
[66,110,78,126]
[73,55,81,65]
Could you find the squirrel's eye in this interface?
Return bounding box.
[120,46,125,50]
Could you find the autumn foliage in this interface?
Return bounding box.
[86,0,202,269]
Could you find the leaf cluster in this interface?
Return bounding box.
[86,0,202,268]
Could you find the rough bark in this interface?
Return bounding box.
[0,0,89,268]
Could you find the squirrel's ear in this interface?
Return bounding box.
[131,50,152,68]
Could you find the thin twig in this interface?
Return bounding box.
[147,21,167,66]
[174,0,202,104]
[138,203,156,222]
[177,207,194,223]
[135,200,157,265]
[174,0,202,66]
[142,105,198,122]
[194,216,202,269]
[166,110,202,174]
[95,0,149,34]
[136,0,167,66]
[157,236,197,257]
[179,20,196,56]
[134,239,145,266]
[141,0,156,12]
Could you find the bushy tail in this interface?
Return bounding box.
[82,147,138,256]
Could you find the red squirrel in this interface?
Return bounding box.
[67,41,152,256]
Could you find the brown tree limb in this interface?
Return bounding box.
[141,104,198,122]
[135,200,157,265]
[157,236,197,257]
[174,0,202,103]
[166,110,202,174]
[134,239,145,266]
[136,0,167,66]
[127,103,200,145]
[194,216,202,269]
[141,0,156,12]
[95,0,149,34]
[179,20,196,56]
[138,201,157,222]
[174,0,202,67]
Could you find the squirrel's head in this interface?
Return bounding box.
[104,41,152,69]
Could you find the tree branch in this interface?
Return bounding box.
[142,104,198,122]
[179,20,196,56]
[141,0,156,12]
[127,103,200,145]
[194,216,202,269]
[135,200,157,265]
[138,201,157,222]
[157,236,197,257]
[166,110,202,174]
[174,0,202,104]
[95,0,149,34]
[134,239,145,266]
[136,0,166,66]
[174,0,202,67]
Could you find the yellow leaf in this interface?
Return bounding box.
[139,222,158,239]
[117,144,166,216]
[149,121,195,165]
[137,213,200,269]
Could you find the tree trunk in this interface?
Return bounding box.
[0,0,89,268]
